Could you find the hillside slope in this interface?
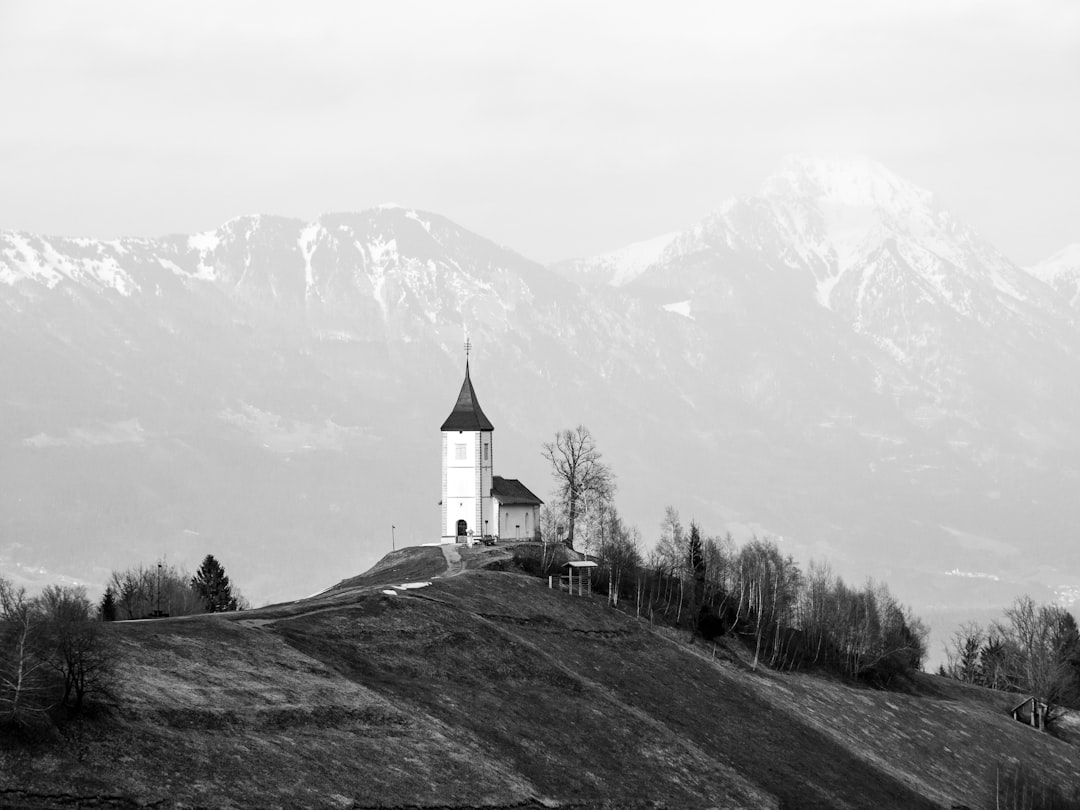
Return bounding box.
[3,548,1078,809]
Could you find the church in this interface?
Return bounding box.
[440,357,543,543]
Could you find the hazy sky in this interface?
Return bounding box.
[1,1,1077,264]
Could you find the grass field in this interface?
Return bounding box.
[2,544,1078,809]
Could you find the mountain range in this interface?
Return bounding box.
[2,155,1078,658]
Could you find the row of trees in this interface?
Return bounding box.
[537,426,927,684]
[100,554,246,620]
[530,510,925,684]
[1,554,244,733]
[943,596,1080,724]
[0,579,111,730]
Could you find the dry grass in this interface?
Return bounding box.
[3,551,1079,809]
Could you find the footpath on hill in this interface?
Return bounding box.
[439,542,466,577]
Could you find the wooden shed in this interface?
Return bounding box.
[1010,696,1048,731]
[551,560,598,597]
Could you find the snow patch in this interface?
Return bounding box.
[299,222,321,300]
[365,237,398,319]
[405,210,431,232]
[1027,244,1080,308]
[187,229,220,281]
[1,233,63,287]
[563,232,679,287]
[187,230,221,253]
[662,300,693,319]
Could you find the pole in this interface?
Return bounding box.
[392,524,396,551]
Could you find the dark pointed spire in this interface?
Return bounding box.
[441,359,494,431]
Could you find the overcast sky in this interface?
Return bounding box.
[1,1,1077,264]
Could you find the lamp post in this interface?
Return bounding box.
[392,524,396,551]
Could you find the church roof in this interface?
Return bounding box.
[441,361,494,432]
[491,476,543,506]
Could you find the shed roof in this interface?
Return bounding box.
[565,560,599,568]
[1011,696,1046,713]
[441,361,494,432]
[491,476,543,505]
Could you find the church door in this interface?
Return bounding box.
[456,519,467,539]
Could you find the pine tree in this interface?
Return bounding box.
[686,521,706,635]
[191,555,238,613]
[99,587,117,622]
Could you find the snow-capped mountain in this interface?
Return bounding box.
[560,155,1080,434]
[1028,243,1080,310]
[552,231,680,288]
[2,159,1079,657]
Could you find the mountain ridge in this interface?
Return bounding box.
[2,157,1079,669]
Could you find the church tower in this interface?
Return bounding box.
[440,356,494,542]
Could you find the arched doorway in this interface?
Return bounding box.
[456,519,467,539]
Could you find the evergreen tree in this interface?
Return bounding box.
[191,555,238,613]
[686,521,706,635]
[688,521,705,582]
[99,587,117,622]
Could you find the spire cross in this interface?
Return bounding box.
[464,337,472,361]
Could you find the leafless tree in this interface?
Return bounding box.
[0,578,56,727]
[38,585,114,713]
[992,596,1080,724]
[541,425,614,550]
[595,507,641,608]
[109,560,204,619]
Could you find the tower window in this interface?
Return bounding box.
[483,443,489,461]
[455,443,466,460]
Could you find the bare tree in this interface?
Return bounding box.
[993,596,1080,724]
[595,507,641,608]
[541,425,614,550]
[109,560,204,619]
[38,585,114,714]
[0,578,56,727]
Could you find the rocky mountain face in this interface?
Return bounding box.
[2,159,1079,650]
[1028,243,1080,310]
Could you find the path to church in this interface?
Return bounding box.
[439,543,466,577]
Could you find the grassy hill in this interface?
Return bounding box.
[3,544,1079,809]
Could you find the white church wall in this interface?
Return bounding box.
[495,502,539,541]
[444,428,477,537]
[446,496,476,538]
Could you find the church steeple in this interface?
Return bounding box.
[441,344,495,542]
[440,359,494,432]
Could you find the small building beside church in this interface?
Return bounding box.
[440,360,542,543]
[491,476,543,541]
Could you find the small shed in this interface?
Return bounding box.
[1010,696,1048,731]
[554,560,598,597]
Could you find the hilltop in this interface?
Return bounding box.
[3,545,1079,809]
